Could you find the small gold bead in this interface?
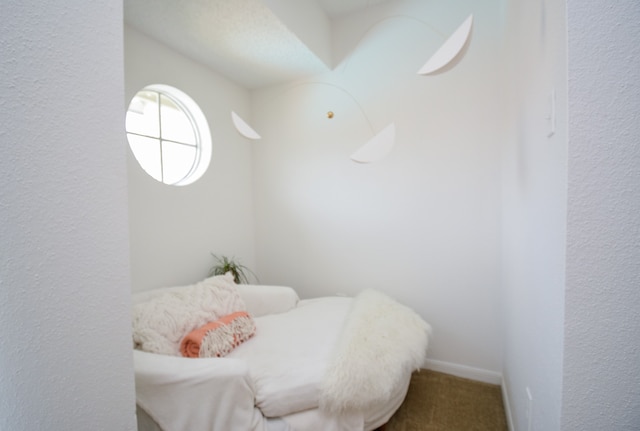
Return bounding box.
[327,111,334,119]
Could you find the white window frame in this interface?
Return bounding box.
[125,84,211,186]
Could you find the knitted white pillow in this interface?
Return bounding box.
[132,273,248,356]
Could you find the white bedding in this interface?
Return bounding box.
[134,350,268,431]
[227,297,353,417]
[133,286,426,431]
[320,289,430,413]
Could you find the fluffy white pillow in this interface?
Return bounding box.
[132,274,248,356]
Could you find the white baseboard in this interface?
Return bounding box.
[501,379,515,431]
[423,358,502,385]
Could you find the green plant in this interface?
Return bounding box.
[208,253,258,284]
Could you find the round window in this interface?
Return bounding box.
[125,85,211,185]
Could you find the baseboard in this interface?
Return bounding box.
[501,379,515,431]
[424,359,502,385]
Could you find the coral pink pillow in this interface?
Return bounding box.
[180,311,256,358]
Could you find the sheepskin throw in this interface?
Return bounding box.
[319,289,431,413]
[132,274,249,356]
[180,311,256,358]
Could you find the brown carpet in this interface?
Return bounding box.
[381,370,508,431]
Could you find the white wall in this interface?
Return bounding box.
[252,0,505,374]
[502,0,567,430]
[125,26,257,291]
[502,1,640,430]
[0,2,136,430]
[2,2,635,430]
[563,1,640,429]
[500,0,567,429]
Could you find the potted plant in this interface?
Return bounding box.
[208,253,258,284]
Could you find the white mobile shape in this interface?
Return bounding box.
[231,111,261,140]
[417,15,473,75]
[350,123,396,163]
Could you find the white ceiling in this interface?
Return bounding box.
[124,0,392,89]
[318,0,390,17]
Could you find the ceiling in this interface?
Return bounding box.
[124,0,392,89]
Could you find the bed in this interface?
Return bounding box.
[132,275,431,431]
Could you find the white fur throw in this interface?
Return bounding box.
[319,289,431,413]
[132,274,248,356]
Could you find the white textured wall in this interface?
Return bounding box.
[252,0,505,374]
[0,2,136,430]
[499,0,567,429]
[125,26,257,291]
[563,1,640,429]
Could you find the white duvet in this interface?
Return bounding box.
[228,290,430,419]
[227,297,352,417]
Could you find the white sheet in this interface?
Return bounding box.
[227,297,353,418]
[134,350,267,431]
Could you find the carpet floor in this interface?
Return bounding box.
[381,370,508,431]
